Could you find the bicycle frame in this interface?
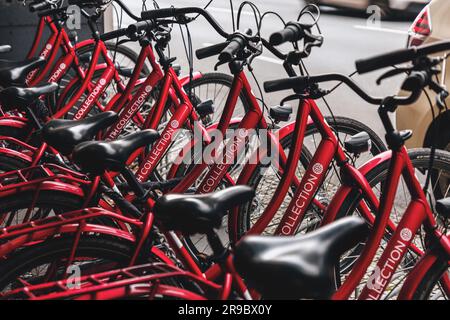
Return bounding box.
[0,38,203,184]
[0,196,253,299]
[163,70,271,192]
[221,92,448,299]
[24,16,109,99]
[0,261,247,300]
[324,145,450,299]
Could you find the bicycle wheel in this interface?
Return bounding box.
[0,190,85,228]
[336,148,450,299]
[49,43,149,112]
[411,256,449,300]
[0,235,140,292]
[235,116,387,239]
[0,145,32,171]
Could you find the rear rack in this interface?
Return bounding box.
[1,263,219,300]
[0,163,90,193]
[0,207,143,241]
[0,135,38,154]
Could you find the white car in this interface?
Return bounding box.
[305,0,430,16]
[396,0,450,151]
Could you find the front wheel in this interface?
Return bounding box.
[336,148,450,299]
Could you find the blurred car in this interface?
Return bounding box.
[396,0,450,151]
[305,0,430,16]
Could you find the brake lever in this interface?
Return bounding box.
[303,29,324,48]
[376,67,411,85]
[436,89,449,110]
[429,80,449,110]
[214,60,227,71]
[175,14,195,25]
[247,41,263,67]
[279,89,330,106]
[300,29,323,58]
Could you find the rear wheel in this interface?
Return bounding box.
[411,257,449,300]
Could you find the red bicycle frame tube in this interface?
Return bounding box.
[328,146,449,299]
[167,71,268,194]
[134,66,208,183]
[25,17,95,91]
[0,262,243,300]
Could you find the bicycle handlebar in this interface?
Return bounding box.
[270,22,304,46]
[264,74,383,105]
[37,7,67,18]
[29,1,51,12]
[196,42,228,60]
[126,20,155,36]
[100,28,128,42]
[356,40,450,74]
[141,7,230,39]
[219,34,246,63]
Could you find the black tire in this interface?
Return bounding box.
[0,190,84,228]
[337,148,450,219]
[0,235,136,291]
[335,148,450,298]
[411,256,449,300]
[322,116,387,155]
[183,72,251,124]
[153,72,252,181]
[0,152,30,173]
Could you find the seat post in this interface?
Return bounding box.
[206,231,227,260]
[120,168,146,198]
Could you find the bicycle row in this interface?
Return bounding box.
[0,0,447,300]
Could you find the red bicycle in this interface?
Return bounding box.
[250,40,450,299]
[0,209,368,300]
[2,40,447,300]
[0,5,384,240]
[0,0,144,115]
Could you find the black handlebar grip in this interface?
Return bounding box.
[264,76,309,93]
[355,48,417,74]
[37,8,62,18]
[141,8,178,20]
[100,28,129,42]
[270,23,303,46]
[30,1,50,12]
[196,42,228,60]
[126,20,155,36]
[218,36,245,63]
